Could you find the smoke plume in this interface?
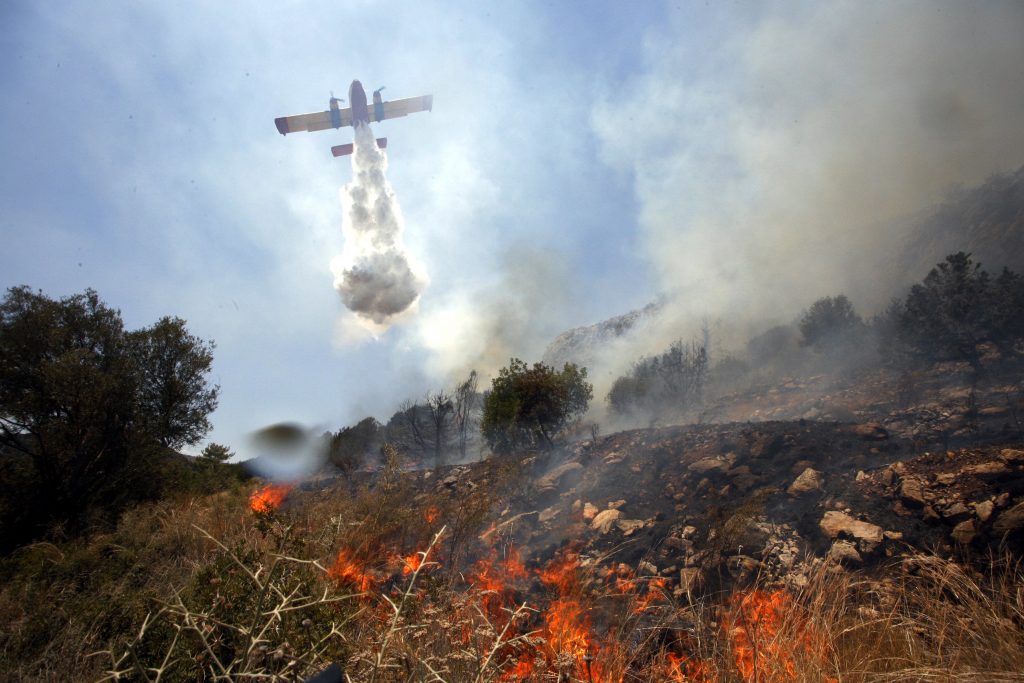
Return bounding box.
[588,1,1024,362]
[331,125,427,330]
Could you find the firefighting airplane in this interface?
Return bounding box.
[274,80,433,158]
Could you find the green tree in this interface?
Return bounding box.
[327,417,381,474]
[0,286,219,544]
[897,253,1007,366]
[481,359,592,454]
[200,442,234,463]
[798,295,862,351]
[607,340,707,420]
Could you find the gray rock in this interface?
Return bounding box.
[592,509,622,533]
[975,500,995,522]
[828,540,862,564]
[820,511,884,549]
[535,461,583,492]
[788,468,824,495]
[899,477,929,507]
[992,501,1024,534]
[951,519,977,544]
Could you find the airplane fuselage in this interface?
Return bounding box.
[349,80,369,127]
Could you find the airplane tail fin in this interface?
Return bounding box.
[331,137,387,158]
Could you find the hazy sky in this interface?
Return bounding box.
[2,1,1023,455]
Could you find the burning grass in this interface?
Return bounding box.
[2,460,1023,682]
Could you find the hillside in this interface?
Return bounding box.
[4,346,1024,681]
[544,166,1024,371]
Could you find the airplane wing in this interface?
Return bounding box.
[274,107,354,135]
[371,95,433,123]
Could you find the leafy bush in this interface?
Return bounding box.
[798,295,863,351]
[481,359,592,454]
[327,416,382,474]
[608,341,707,420]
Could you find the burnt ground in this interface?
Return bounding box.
[380,357,1024,603]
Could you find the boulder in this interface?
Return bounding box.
[592,509,622,533]
[538,506,560,524]
[992,501,1024,534]
[999,449,1024,464]
[536,461,583,492]
[849,423,889,440]
[617,518,645,535]
[820,511,884,549]
[788,468,824,495]
[899,477,929,508]
[688,456,731,474]
[828,540,862,564]
[975,500,995,522]
[963,462,1009,476]
[951,519,977,544]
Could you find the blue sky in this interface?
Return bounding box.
[3,1,1023,455]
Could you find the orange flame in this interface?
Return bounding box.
[327,548,375,592]
[423,506,441,524]
[248,483,294,514]
[402,551,425,575]
[725,589,832,682]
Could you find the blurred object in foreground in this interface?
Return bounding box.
[245,422,327,481]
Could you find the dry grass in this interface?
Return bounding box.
[1,461,1023,682]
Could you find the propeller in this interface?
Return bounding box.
[373,86,386,97]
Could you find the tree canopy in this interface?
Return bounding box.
[798,295,863,351]
[481,359,592,454]
[0,286,219,543]
[895,253,1024,365]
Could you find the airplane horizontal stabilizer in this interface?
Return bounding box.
[331,137,388,158]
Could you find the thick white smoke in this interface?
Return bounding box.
[331,125,427,330]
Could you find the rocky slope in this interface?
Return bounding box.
[385,354,1024,604]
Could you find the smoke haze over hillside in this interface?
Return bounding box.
[574,2,1024,376]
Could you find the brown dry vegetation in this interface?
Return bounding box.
[2,446,1023,682]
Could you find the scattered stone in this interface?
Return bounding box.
[855,470,867,482]
[681,525,697,540]
[536,461,583,492]
[820,511,884,548]
[828,540,862,564]
[879,467,896,487]
[592,509,622,533]
[999,449,1024,464]
[941,502,970,520]
[850,423,889,440]
[883,530,904,541]
[975,500,995,522]
[951,520,977,544]
[571,499,582,513]
[963,462,1009,476]
[899,477,929,507]
[608,499,626,510]
[788,468,823,495]
[582,502,598,521]
[538,506,560,524]
[688,456,732,474]
[935,472,958,486]
[992,501,1024,534]
[638,561,657,575]
[617,518,645,536]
